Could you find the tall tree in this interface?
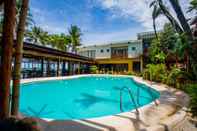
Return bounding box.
[68,25,82,53]
[11,0,29,116]
[150,0,183,34]
[15,0,34,27]
[0,0,33,33]
[168,0,193,42]
[49,34,71,51]
[151,5,162,38]
[188,0,197,12]
[0,0,16,119]
[27,26,49,45]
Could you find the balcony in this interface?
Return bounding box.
[111,47,128,59]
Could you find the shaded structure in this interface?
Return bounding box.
[13,42,95,78]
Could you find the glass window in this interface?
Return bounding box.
[132,47,136,51]
[100,49,104,53]
[106,49,110,52]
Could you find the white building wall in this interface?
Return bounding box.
[95,46,111,59]
[128,41,143,58]
[78,40,143,59]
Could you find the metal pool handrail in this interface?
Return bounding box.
[120,86,139,114]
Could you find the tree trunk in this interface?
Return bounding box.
[11,0,29,116]
[169,0,193,42]
[0,0,4,5]
[0,0,16,119]
[158,0,183,33]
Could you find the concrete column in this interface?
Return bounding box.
[128,61,133,73]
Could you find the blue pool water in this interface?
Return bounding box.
[20,76,160,120]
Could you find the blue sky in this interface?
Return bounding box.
[30,0,191,45]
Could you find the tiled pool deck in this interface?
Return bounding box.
[21,74,191,131]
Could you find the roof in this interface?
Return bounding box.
[14,41,95,63]
[80,40,142,48]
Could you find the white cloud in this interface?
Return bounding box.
[82,27,142,45]
[96,0,191,30]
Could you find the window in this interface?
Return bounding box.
[100,49,104,53]
[106,49,110,52]
[132,47,136,51]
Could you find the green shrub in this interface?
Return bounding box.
[142,64,167,82]
[182,84,197,117]
[166,66,182,87]
[89,65,98,74]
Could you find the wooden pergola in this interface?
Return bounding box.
[13,42,96,78]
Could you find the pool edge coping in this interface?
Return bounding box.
[20,74,189,131]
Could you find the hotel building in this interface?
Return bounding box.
[78,40,143,73]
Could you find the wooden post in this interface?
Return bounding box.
[47,59,50,77]
[41,58,44,77]
[68,61,73,75]
[62,61,65,76]
[57,58,60,76]
[78,62,81,74]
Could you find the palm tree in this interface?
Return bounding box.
[151,5,162,39]
[11,0,29,116]
[0,0,33,33]
[168,0,193,42]
[188,0,197,12]
[27,26,49,45]
[0,0,16,119]
[68,25,82,53]
[150,0,183,34]
[16,0,34,27]
[49,34,71,51]
[150,0,196,73]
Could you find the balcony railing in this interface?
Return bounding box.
[111,53,128,59]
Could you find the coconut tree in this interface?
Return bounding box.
[0,0,16,119]
[11,0,29,116]
[150,0,196,74]
[68,25,82,53]
[151,5,162,39]
[27,26,49,45]
[168,0,193,42]
[15,0,34,27]
[188,0,197,12]
[0,0,33,33]
[49,34,71,51]
[150,0,183,34]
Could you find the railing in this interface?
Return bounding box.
[111,54,128,59]
[119,86,139,114]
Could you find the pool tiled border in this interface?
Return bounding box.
[21,74,189,131]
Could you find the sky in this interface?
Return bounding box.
[30,0,192,45]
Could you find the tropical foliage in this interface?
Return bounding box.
[89,65,98,74]
[68,25,82,53]
[0,0,34,32]
[188,0,197,12]
[143,64,167,82]
[26,26,49,45]
[26,25,82,52]
[182,84,197,117]
[48,33,71,51]
[148,0,197,117]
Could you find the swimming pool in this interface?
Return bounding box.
[20,75,160,120]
